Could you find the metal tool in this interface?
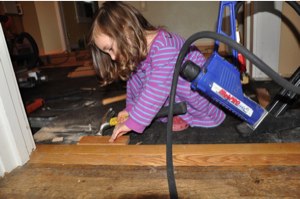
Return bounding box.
[96,107,116,136]
[96,102,187,135]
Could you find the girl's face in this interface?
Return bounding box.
[94,33,117,61]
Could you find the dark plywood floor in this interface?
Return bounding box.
[1,164,300,198]
[21,66,300,145]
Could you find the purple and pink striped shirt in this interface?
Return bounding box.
[124,29,225,133]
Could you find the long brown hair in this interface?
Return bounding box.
[88,1,158,86]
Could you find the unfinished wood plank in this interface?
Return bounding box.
[73,66,93,72]
[40,50,92,69]
[29,143,300,166]
[67,70,96,78]
[102,94,127,105]
[31,143,300,155]
[77,136,129,145]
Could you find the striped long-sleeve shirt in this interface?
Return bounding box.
[124,29,225,133]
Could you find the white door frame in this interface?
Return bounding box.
[0,25,35,176]
[56,1,70,52]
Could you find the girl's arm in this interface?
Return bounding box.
[125,74,143,112]
[125,47,178,133]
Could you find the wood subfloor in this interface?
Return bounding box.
[1,164,299,198]
[0,143,300,198]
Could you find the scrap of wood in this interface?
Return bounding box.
[52,137,64,143]
[74,66,93,72]
[67,70,96,78]
[83,60,93,67]
[77,136,129,145]
[102,94,127,105]
[29,143,300,166]
[67,64,95,78]
[256,88,271,108]
[40,50,92,69]
[41,54,80,68]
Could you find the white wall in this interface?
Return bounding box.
[279,2,300,77]
[0,25,35,176]
[128,1,219,45]
[251,1,283,80]
[34,1,65,54]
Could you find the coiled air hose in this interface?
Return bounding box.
[166,2,300,198]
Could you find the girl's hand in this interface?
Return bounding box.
[109,123,131,142]
[117,110,129,123]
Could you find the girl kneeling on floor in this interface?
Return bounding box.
[88,1,226,142]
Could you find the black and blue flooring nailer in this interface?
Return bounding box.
[178,1,300,136]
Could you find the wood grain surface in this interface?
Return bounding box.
[29,143,300,166]
[1,164,299,198]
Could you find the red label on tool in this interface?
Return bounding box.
[218,89,240,106]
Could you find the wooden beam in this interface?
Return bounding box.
[29,143,300,166]
[67,69,96,78]
[101,94,127,105]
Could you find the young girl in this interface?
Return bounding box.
[88,2,225,142]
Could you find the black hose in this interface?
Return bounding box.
[166,67,179,198]
[287,1,300,16]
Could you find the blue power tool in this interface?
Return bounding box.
[181,53,268,129]
[181,1,268,130]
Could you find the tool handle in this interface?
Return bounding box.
[109,117,118,126]
[26,98,44,114]
[155,102,187,118]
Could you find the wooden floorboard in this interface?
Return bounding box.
[77,135,130,145]
[29,143,300,166]
[1,143,300,198]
